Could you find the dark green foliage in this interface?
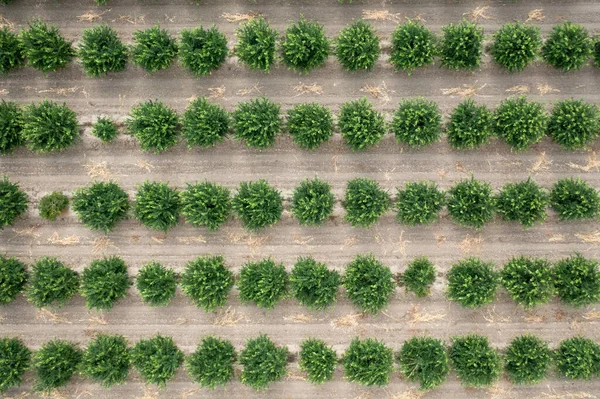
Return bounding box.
[594,37,600,68]
[180,182,231,230]
[131,335,184,387]
[0,100,24,154]
[501,256,554,309]
[92,117,118,143]
[447,258,498,308]
[232,97,281,148]
[555,337,600,380]
[505,334,552,384]
[390,21,436,74]
[134,181,181,232]
[286,103,333,150]
[542,22,592,72]
[491,22,541,72]
[179,25,228,76]
[396,256,436,298]
[439,20,483,70]
[496,178,548,228]
[446,99,493,150]
[78,25,127,77]
[235,17,277,72]
[240,334,288,390]
[338,98,385,151]
[238,258,288,309]
[0,337,30,393]
[396,337,449,390]
[27,257,79,308]
[132,25,178,73]
[449,335,502,387]
[447,178,495,229]
[22,100,79,153]
[0,177,28,229]
[127,100,179,153]
[548,98,600,149]
[39,191,68,221]
[290,256,341,310]
[342,337,393,386]
[344,254,394,314]
[291,178,335,226]
[0,27,24,74]
[187,336,235,389]
[81,256,130,310]
[392,98,442,147]
[182,98,229,148]
[232,180,283,230]
[33,340,81,392]
[299,338,337,384]
[335,20,380,71]
[281,18,329,73]
[20,19,75,73]
[81,334,130,388]
[136,262,177,307]
[554,253,600,307]
[180,255,234,312]
[550,178,600,220]
[493,96,547,151]
[72,181,129,232]
[395,181,445,226]
[0,255,27,304]
[342,178,389,228]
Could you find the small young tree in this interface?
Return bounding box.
[493,96,547,151]
[0,255,27,304]
[491,22,541,72]
[232,97,281,148]
[0,337,30,393]
[91,117,118,143]
[496,178,548,228]
[446,99,493,150]
[238,258,288,309]
[338,98,385,151]
[395,181,445,226]
[447,258,498,308]
[235,17,278,72]
[78,25,128,77]
[548,98,600,149]
[555,337,600,380]
[131,335,184,387]
[286,103,333,150]
[136,262,177,307]
[504,334,552,384]
[182,98,229,148]
[550,178,600,220]
[22,100,79,153]
[0,100,24,154]
[180,182,231,230]
[232,180,283,230]
[390,21,436,74]
[72,181,129,232]
[127,100,179,153]
[343,178,389,227]
[33,340,81,392]
[0,177,28,229]
[20,19,75,73]
[342,338,393,386]
[291,178,335,226]
[299,338,337,384]
[396,337,449,390]
[132,25,178,73]
[81,256,131,310]
[281,18,329,73]
[344,254,394,314]
[134,181,181,232]
[187,336,236,389]
[501,256,554,309]
[180,255,234,311]
[542,22,592,71]
[39,191,68,221]
[449,335,502,387]
[290,256,341,310]
[81,334,130,387]
[554,253,600,306]
[392,98,442,147]
[0,27,24,74]
[179,25,228,77]
[27,257,79,308]
[447,177,495,229]
[240,334,288,390]
[396,256,436,298]
[439,20,483,70]
[335,20,380,71]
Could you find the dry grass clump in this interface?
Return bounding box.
[482,306,512,324]
[48,232,80,246]
[442,83,487,97]
[537,83,560,96]
[208,86,226,99]
[407,305,446,324]
[457,234,483,254]
[118,14,146,25]
[176,236,207,244]
[93,236,118,254]
[213,306,246,326]
[331,313,363,328]
[567,153,600,172]
[0,14,15,30]
[528,151,552,173]
[360,81,394,104]
[36,308,71,324]
[236,83,263,96]
[464,6,493,21]
[575,232,600,244]
[293,82,323,97]
[283,314,313,323]
[582,310,600,320]
[221,11,260,23]
[506,85,530,94]
[361,10,402,22]
[547,234,565,242]
[526,9,545,23]
[38,87,83,96]
[85,161,112,180]
[77,9,110,23]
[135,159,154,172]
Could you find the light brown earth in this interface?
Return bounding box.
[2,0,600,398]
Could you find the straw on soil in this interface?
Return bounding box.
[236,83,263,96]
[135,159,155,172]
[575,232,600,244]
[87,313,108,326]
[48,232,81,246]
[442,83,487,97]
[505,85,530,94]
[537,83,560,96]
[38,87,83,96]
[582,310,600,320]
[388,390,424,399]
[455,161,470,174]
[93,236,118,254]
[207,86,226,99]
[526,9,545,23]
[118,14,146,25]
[293,82,323,97]
[407,305,446,324]
[361,10,402,22]
[567,153,600,172]
[464,6,493,21]
[528,151,551,173]
[84,161,111,180]
[341,236,358,249]
[392,231,410,256]
[360,81,394,104]
[284,314,313,323]
[176,236,207,244]
[0,15,15,30]
[213,306,246,326]
[457,235,483,254]
[483,306,511,324]
[293,234,314,245]
[436,234,447,247]
[37,308,71,324]
[136,387,159,399]
[331,313,363,328]
[221,11,260,22]
[77,9,110,22]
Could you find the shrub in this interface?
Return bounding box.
[132,25,178,73]
[555,337,600,379]
[240,334,288,390]
[446,99,493,150]
[395,181,445,225]
[39,191,68,221]
[238,258,288,309]
[286,103,333,150]
[344,254,394,314]
[504,334,552,384]
[0,177,28,229]
[235,17,277,72]
[187,336,235,389]
[134,181,181,231]
[493,96,547,151]
[447,177,495,229]
[81,256,130,310]
[299,338,337,384]
[595,37,600,68]
[342,338,393,386]
[0,255,27,304]
[22,100,79,153]
[554,253,600,306]
[390,21,436,74]
[447,258,498,308]
[335,20,380,71]
[131,335,184,387]
[91,117,118,143]
[232,97,281,148]
[496,178,548,228]
[338,98,385,151]
[449,335,502,387]
[136,262,177,307]
[396,256,436,298]
[33,340,81,392]
[542,22,592,71]
[232,180,283,230]
[439,20,483,70]
[548,98,600,149]
[550,178,600,220]
[81,334,130,387]
[179,25,228,77]
[0,27,24,74]
[20,19,75,73]
[392,98,442,147]
[78,25,128,77]
[290,256,341,310]
[501,256,554,309]
[180,182,231,230]
[180,255,234,311]
[0,100,24,154]
[491,22,541,72]
[281,18,329,73]
[182,98,229,148]
[343,178,389,227]
[72,181,129,232]
[127,100,179,153]
[0,337,30,393]
[396,337,449,390]
[27,257,79,308]
[291,178,335,226]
